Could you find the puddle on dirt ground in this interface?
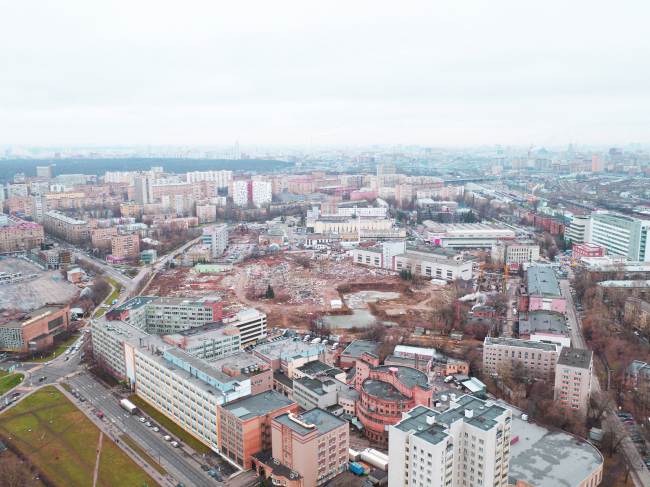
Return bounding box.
[321,290,400,329]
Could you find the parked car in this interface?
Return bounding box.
[163,435,172,441]
[139,417,146,423]
[152,426,160,432]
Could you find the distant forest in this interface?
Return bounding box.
[0,158,293,182]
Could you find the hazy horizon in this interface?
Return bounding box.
[2,1,649,147]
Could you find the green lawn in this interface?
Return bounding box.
[0,371,24,395]
[26,334,80,363]
[0,387,159,487]
[128,395,212,454]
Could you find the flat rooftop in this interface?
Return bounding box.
[222,390,294,421]
[207,350,267,374]
[274,408,345,436]
[508,412,603,487]
[372,365,429,390]
[253,337,322,361]
[527,266,562,297]
[519,311,568,335]
[485,336,560,352]
[557,348,593,370]
[341,340,379,359]
[296,360,343,378]
[164,321,238,344]
[436,395,508,432]
[113,296,156,312]
[0,305,64,328]
[362,379,408,401]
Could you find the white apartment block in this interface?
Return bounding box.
[232,180,249,207]
[186,170,232,188]
[483,337,561,381]
[251,180,272,207]
[554,347,593,417]
[202,224,228,258]
[388,395,512,487]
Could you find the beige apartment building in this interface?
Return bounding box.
[91,227,118,250]
[483,337,561,381]
[0,216,44,252]
[554,347,593,417]
[253,408,349,487]
[110,234,140,260]
[43,211,90,243]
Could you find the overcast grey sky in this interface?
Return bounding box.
[1,0,648,147]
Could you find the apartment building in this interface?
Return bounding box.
[483,337,561,381]
[186,170,232,188]
[589,211,650,261]
[119,201,143,219]
[388,395,512,487]
[43,210,90,243]
[252,180,272,207]
[217,391,298,469]
[0,215,44,252]
[196,203,217,223]
[232,180,250,207]
[253,408,350,487]
[91,227,118,250]
[202,224,228,258]
[110,234,140,261]
[554,347,593,417]
[0,305,70,353]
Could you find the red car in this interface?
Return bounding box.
[95,410,104,419]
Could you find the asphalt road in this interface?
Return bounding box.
[67,372,218,487]
[560,279,650,487]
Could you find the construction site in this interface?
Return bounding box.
[145,250,461,340]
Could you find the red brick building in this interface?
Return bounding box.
[354,361,431,446]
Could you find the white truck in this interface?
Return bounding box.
[119,398,138,415]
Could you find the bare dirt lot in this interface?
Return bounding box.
[146,251,456,337]
[0,258,78,311]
